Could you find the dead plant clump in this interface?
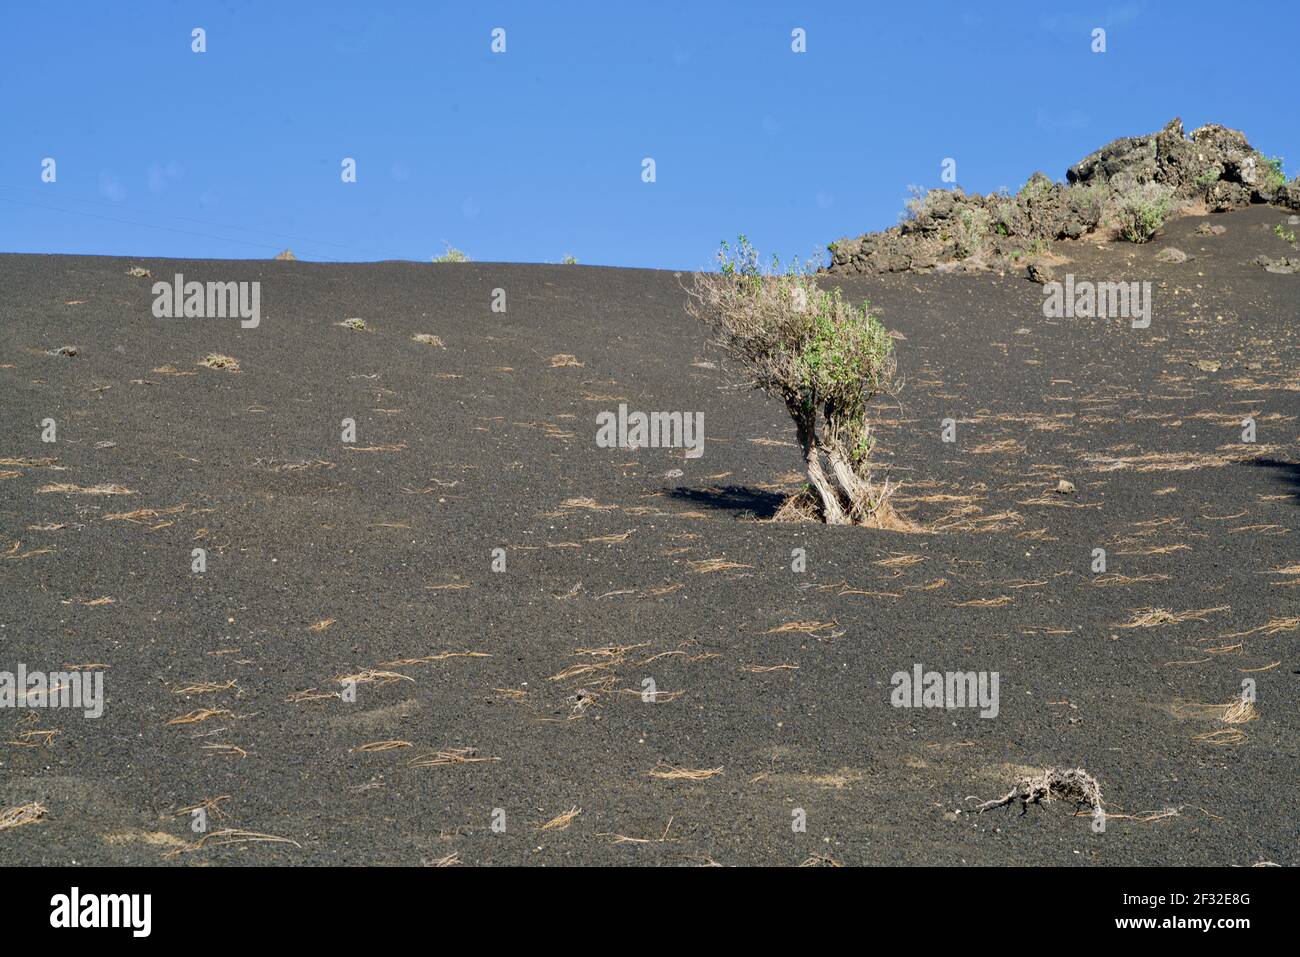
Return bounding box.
[103,504,186,522]
[537,806,582,831]
[406,747,498,768]
[772,485,919,531]
[197,353,240,372]
[972,767,1105,817]
[164,828,301,858]
[0,802,47,831]
[350,740,413,753]
[166,708,233,726]
[170,679,238,695]
[687,557,752,574]
[685,237,897,526]
[648,762,724,781]
[37,483,135,500]
[334,669,414,687]
[1173,698,1259,725]
[764,619,843,639]
[1116,606,1229,628]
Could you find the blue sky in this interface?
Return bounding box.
[1,1,1295,270]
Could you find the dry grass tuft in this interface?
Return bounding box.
[6,729,61,748]
[1091,573,1171,587]
[166,708,233,726]
[171,680,238,695]
[197,354,240,372]
[37,482,134,496]
[928,506,1022,533]
[955,595,1013,608]
[1083,448,1284,473]
[537,806,581,831]
[648,762,723,781]
[764,620,842,639]
[771,488,823,524]
[598,818,677,845]
[378,651,490,667]
[0,802,47,831]
[771,486,921,531]
[1116,606,1229,628]
[559,496,618,511]
[285,688,342,704]
[335,669,414,687]
[1173,699,1259,725]
[350,740,413,753]
[875,553,925,568]
[164,828,300,858]
[688,557,753,574]
[175,796,230,820]
[4,541,55,559]
[200,742,248,758]
[549,354,583,367]
[407,747,498,768]
[1192,728,1247,746]
[104,504,186,522]
[1219,617,1299,638]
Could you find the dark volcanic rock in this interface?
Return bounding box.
[1067,119,1259,198]
[1276,181,1300,211]
[826,118,1293,277]
[1254,254,1300,274]
[1025,262,1056,284]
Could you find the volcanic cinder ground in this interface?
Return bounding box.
[1,205,1297,866]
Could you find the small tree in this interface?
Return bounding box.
[686,237,897,525]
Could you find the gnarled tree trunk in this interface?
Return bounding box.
[794,408,849,525]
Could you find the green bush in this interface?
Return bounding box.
[953,207,990,259]
[1259,155,1287,190]
[685,237,896,525]
[432,242,470,263]
[1114,183,1174,243]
